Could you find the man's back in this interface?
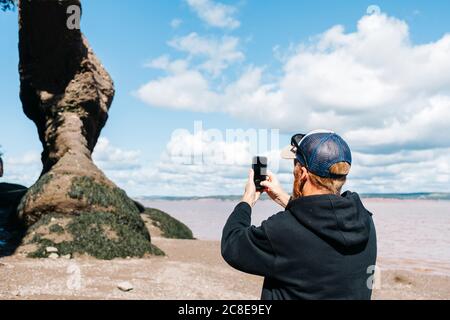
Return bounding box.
[222,191,377,300]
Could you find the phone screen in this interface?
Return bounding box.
[252,156,268,191]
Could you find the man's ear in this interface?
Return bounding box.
[300,166,309,180]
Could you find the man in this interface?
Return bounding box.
[221,130,377,300]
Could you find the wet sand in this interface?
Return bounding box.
[0,237,449,300]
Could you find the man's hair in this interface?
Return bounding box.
[308,162,350,195]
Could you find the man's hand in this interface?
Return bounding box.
[260,171,291,208]
[242,170,261,207]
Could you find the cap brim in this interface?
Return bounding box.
[281,145,296,160]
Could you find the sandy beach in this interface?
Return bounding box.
[0,237,449,300]
[1,198,449,300]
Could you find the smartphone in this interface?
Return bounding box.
[252,156,268,191]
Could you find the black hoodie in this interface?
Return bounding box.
[221,191,377,300]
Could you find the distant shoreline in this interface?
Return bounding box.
[137,193,450,202]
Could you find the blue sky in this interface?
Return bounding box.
[1,0,450,196]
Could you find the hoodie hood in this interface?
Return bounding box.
[286,191,372,249]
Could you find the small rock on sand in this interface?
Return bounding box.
[11,290,21,297]
[48,253,59,260]
[46,247,58,253]
[117,282,134,292]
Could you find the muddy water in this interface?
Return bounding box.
[142,198,450,274]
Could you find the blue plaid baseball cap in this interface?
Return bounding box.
[281,130,352,178]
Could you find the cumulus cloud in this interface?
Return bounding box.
[95,132,256,197]
[4,137,448,198]
[138,33,245,107]
[186,0,240,30]
[93,137,142,171]
[137,13,450,153]
[145,55,190,74]
[133,11,450,194]
[348,148,450,193]
[85,126,287,197]
[137,70,217,112]
[169,33,244,76]
[1,152,41,187]
[93,135,450,197]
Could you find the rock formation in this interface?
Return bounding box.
[16,0,156,258]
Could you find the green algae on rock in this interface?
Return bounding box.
[143,208,195,240]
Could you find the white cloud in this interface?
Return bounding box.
[169,33,244,76]
[93,137,141,171]
[133,11,450,195]
[137,70,218,112]
[91,133,450,197]
[186,0,240,29]
[145,55,190,74]
[96,132,254,197]
[348,148,450,193]
[170,18,183,29]
[346,95,450,153]
[3,137,448,199]
[1,152,41,187]
[137,13,450,154]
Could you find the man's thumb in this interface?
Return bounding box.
[260,180,270,188]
